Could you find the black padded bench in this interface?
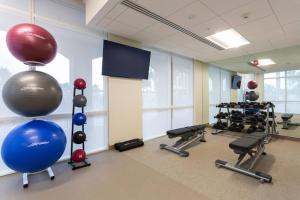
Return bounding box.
[216,132,272,183]
[160,124,206,157]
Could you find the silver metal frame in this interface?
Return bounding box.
[23,167,55,188]
[160,128,206,157]
[215,139,272,183]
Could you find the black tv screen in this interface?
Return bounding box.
[102,40,151,79]
[232,75,242,89]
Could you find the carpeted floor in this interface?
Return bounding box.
[1,129,300,200]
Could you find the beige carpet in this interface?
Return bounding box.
[1,130,300,200]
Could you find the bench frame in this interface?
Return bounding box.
[160,125,206,157]
[215,135,272,183]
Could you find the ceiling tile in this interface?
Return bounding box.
[190,17,230,37]
[167,1,216,29]
[221,0,272,27]
[136,0,195,17]
[105,4,127,20]
[240,40,273,54]
[269,0,300,25]
[132,23,179,43]
[235,15,284,42]
[200,0,252,15]
[114,8,156,30]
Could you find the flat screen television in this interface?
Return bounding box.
[102,40,151,79]
[232,75,242,89]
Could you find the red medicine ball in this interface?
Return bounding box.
[247,80,258,90]
[6,23,57,65]
[71,149,86,163]
[74,78,86,89]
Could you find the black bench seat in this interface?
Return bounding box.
[229,132,267,153]
[166,125,206,138]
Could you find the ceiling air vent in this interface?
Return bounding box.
[121,0,225,50]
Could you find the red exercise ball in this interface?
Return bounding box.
[71,149,86,163]
[247,80,258,89]
[74,78,86,89]
[6,23,57,66]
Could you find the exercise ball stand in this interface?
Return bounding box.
[23,167,54,188]
[68,85,91,170]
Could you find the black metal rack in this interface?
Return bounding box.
[68,86,91,170]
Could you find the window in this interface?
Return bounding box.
[208,66,231,124]
[0,0,107,176]
[264,70,300,113]
[237,73,255,102]
[142,51,194,140]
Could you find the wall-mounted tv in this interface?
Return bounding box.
[232,75,242,89]
[102,40,151,79]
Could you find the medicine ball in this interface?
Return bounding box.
[1,120,66,173]
[247,80,258,89]
[246,91,259,101]
[74,78,86,89]
[71,149,86,162]
[73,113,87,126]
[6,23,57,65]
[2,71,62,117]
[73,95,87,107]
[73,131,86,144]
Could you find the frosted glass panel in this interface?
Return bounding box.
[264,78,285,101]
[142,50,171,108]
[286,77,300,101]
[208,66,221,104]
[220,70,231,102]
[172,55,193,106]
[264,72,285,78]
[286,102,300,114]
[143,110,171,140]
[172,108,193,129]
[209,105,219,124]
[0,0,29,10]
[287,70,300,77]
[273,102,285,113]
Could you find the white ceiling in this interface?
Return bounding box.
[88,0,300,72]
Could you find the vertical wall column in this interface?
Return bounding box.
[107,34,143,146]
[255,73,264,101]
[193,60,209,124]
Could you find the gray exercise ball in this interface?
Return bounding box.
[73,95,87,107]
[247,91,259,101]
[2,70,62,117]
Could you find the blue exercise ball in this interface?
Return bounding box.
[73,113,87,125]
[1,120,66,173]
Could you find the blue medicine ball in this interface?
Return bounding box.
[1,120,66,173]
[73,113,87,125]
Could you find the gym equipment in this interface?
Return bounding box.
[160,125,206,157]
[71,149,86,162]
[69,80,91,170]
[73,131,86,144]
[1,120,66,173]
[2,71,62,117]
[6,23,57,65]
[73,95,87,107]
[213,121,227,130]
[215,132,272,183]
[246,91,259,101]
[73,113,87,125]
[247,124,257,133]
[74,78,86,89]
[23,167,54,188]
[247,80,258,89]
[278,114,300,129]
[114,138,144,152]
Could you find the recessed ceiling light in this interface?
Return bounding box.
[205,29,250,49]
[250,59,276,66]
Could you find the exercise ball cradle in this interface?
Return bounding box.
[1,23,66,188]
[68,78,91,170]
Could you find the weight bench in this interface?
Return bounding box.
[160,124,206,157]
[215,132,272,183]
[278,114,300,129]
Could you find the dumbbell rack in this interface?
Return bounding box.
[212,102,277,139]
[68,86,91,170]
[212,105,230,135]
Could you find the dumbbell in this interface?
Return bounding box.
[247,125,257,133]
